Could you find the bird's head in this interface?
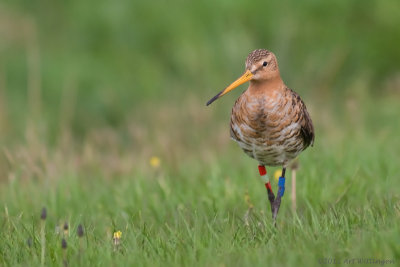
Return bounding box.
[245,49,280,82]
[206,49,280,106]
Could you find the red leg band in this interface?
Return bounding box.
[258,165,267,176]
[265,182,272,192]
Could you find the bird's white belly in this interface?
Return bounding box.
[231,122,302,166]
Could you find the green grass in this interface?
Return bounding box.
[1,95,400,266]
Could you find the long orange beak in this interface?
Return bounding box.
[206,69,253,106]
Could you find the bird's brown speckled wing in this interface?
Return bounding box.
[288,88,315,148]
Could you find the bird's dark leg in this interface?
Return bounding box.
[258,165,275,213]
[272,167,286,223]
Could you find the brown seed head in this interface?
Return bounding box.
[40,207,47,220]
[77,224,84,237]
[290,160,300,170]
[61,238,67,249]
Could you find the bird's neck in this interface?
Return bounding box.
[248,76,285,96]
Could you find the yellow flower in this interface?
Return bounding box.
[274,170,281,181]
[113,230,122,239]
[113,230,122,247]
[150,156,160,168]
[244,191,254,209]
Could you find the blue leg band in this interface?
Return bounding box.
[278,177,285,197]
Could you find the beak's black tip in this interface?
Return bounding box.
[206,92,222,107]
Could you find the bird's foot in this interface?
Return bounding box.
[272,195,281,222]
[272,176,286,223]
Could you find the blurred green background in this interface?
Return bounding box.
[1,0,399,142]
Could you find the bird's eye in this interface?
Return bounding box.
[263,61,268,67]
